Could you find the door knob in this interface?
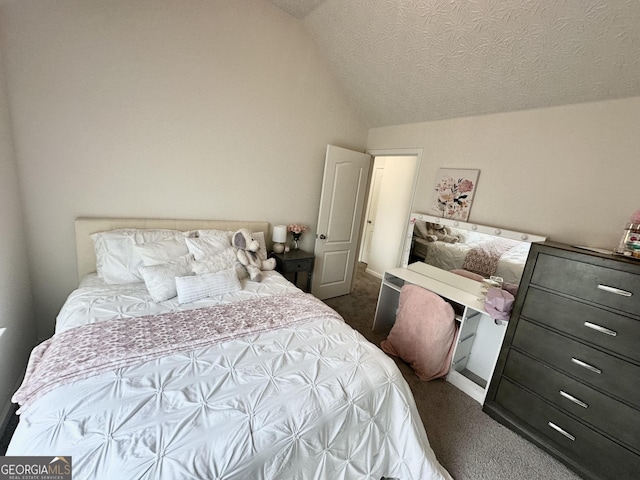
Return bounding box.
[319,234,327,240]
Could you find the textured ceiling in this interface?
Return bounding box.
[270,0,640,127]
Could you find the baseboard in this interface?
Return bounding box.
[364,267,383,280]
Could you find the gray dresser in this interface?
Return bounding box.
[484,242,640,480]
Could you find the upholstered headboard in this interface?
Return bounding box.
[74,217,271,282]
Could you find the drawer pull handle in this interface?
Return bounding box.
[559,390,589,409]
[597,284,632,297]
[571,357,602,374]
[548,422,576,441]
[583,322,617,337]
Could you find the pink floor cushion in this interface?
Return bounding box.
[381,284,457,381]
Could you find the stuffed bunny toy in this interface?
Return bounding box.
[425,222,460,243]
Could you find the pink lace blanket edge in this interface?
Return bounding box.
[14,292,341,412]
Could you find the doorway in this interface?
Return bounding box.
[358,149,422,279]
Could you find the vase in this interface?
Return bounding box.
[291,234,301,250]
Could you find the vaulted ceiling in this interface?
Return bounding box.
[270,0,640,127]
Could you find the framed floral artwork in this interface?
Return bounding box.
[428,168,480,221]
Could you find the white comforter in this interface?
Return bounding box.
[56,270,300,333]
[9,273,451,480]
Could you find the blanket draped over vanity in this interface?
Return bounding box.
[14,292,341,411]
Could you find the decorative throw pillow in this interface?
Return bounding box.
[196,229,233,241]
[175,268,241,304]
[133,238,189,266]
[191,247,248,280]
[91,228,184,284]
[139,254,194,302]
[414,220,429,239]
[185,236,232,261]
[197,229,268,259]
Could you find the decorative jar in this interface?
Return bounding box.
[616,223,640,259]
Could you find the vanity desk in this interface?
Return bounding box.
[375,213,546,403]
[373,262,508,403]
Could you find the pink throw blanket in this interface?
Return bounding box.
[381,285,457,381]
[14,293,341,412]
[462,238,519,278]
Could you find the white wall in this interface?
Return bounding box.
[367,97,640,249]
[0,0,368,338]
[0,41,35,429]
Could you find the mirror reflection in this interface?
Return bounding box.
[402,213,546,289]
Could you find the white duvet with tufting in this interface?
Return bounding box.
[8,271,452,480]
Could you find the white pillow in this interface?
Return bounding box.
[91,228,184,284]
[133,238,189,266]
[252,231,268,260]
[413,221,429,239]
[198,229,268,258]
[192,247,248,280]
[175,268,241,304]
[197,229,231,237]
[195,229,232,246]
[191,246,236,273]
[139,254,194,302]
[186,236,232,261]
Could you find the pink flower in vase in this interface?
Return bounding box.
[287,224,307,250]
[287,224,307,235]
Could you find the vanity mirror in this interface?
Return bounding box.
[401,212,546,289]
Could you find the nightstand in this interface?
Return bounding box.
[271,250,315,293]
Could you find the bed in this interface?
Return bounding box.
[8,217,452,480]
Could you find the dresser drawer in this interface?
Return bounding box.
[495,378,640,480]
[522,288,640,362]
[503,349,640,452]
[531,253,640,315]
[512,320,640,407]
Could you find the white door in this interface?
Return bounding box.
[359,159,385,264]
[312,145,371,299]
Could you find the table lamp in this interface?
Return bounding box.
[272,224,287,253]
